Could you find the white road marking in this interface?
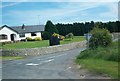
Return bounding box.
[26,59,55,66]
[44,59,54,63]
[26,63,39,66]
[67,67,72,70]
[25,53,67,66]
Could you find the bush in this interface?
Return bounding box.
[59,35,65,40]
[52,32,59,38]
[26,37,34,41]
[34,37,42,41]
[65,33,74,40]
[89,27,112,48]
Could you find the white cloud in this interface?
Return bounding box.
[0,2,24,8]
[2,3,103,25]
[2,2,118,26]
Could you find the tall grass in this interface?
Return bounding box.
[77,40,119,62]
[76,40,119,79]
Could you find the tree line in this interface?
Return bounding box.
[42,20,120,39]
[55,21,120,36]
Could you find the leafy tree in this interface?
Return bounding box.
[41,31,51,40]
[89,27,112,49]
[45,20,58,34]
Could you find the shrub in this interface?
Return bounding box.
[65,33,74,40]
[59,35,65,40]
[34,37,42,41]
[26,37,34,41]
[52,32,59,38]
[89,27,112,48]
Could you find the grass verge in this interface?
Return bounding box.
[76,40,119,79]
[0,56,25,60]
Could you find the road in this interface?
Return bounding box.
[2,47,110,79]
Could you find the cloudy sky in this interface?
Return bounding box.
[1,0,119,26]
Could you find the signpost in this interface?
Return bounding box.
[84,33,92,48]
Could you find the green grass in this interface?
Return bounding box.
[60,36,85,44]
[76,40,119,79]
[2,40,49,49]
[76,59,118,79]
[2,36,85,49]
[0,56,25,60]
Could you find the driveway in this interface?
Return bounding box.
[2,47,110,79]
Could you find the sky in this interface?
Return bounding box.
[1,0,119,26]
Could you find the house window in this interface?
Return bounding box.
[19,34,25,37]
[31,33,37,36]
[0,34,8,40]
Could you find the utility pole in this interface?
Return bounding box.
[38,15,40,25]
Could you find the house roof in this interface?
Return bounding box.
[0,25,45,34]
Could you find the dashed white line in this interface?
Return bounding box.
[26,59,55,66]
[44,59,55,63]
[26,63,39,66]
[25,53,67,66]
[67,67,72,70]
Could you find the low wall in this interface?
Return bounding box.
[1,41,86,57]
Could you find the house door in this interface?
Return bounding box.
[11,34,15,41]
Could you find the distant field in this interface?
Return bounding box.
[2,36,85,49]
[76,40,119,79]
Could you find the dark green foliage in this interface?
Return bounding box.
[55,21,120,36]
[77,40,119,62]
[89,27,112,48]
[45,20,58,35]
[42,31,51,40]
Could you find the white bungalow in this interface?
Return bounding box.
[0,25,45,42]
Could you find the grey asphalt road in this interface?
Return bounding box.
[2,47,110,79]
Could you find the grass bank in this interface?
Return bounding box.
[0,56,25,60]
[76,40,119,79]
[2,36,85,49]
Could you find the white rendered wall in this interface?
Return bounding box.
[0,27,19,42]
[19,32,42,40]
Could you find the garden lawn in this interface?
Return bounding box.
[2,36,85,49]
[76,40,119,79]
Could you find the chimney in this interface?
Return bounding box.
[22,24,25,30]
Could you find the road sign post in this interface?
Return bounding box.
[84,33,92,49]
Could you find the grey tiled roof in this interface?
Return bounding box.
[1,25,45,34]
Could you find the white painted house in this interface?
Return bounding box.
[0,25,45,42]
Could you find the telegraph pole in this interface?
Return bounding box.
[38,15,40,25]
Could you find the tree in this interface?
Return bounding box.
[65,33,74,40]
[45,20,58,34]
[89,27,112,49]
